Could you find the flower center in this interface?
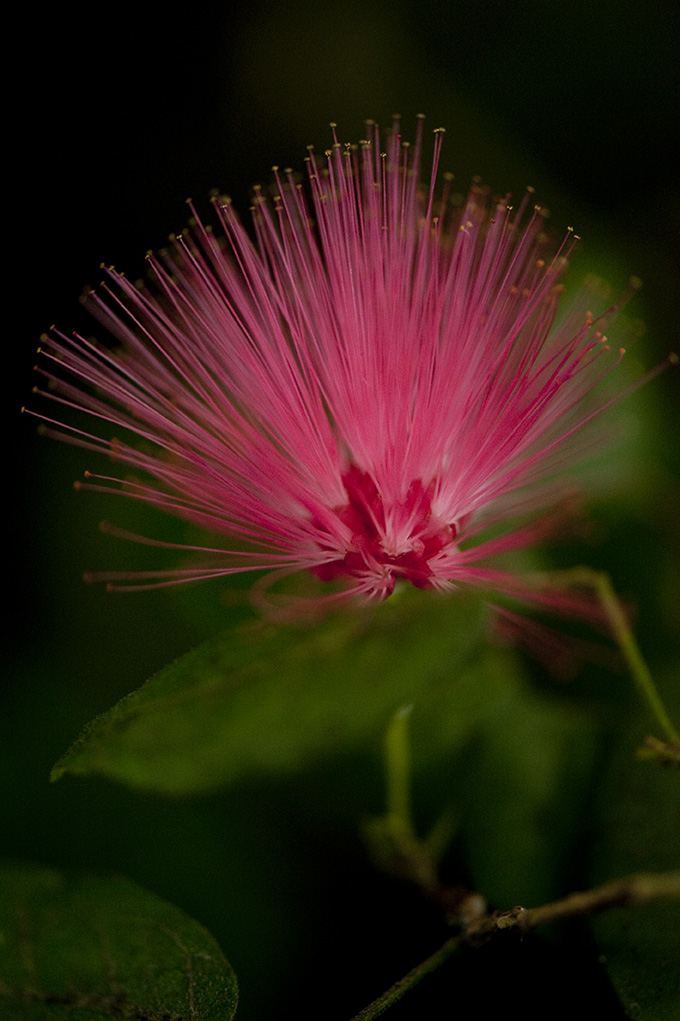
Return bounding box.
[313,465,457,596]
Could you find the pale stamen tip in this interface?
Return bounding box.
[668,352,679,366]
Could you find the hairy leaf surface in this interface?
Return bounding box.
[0,862,238,1020]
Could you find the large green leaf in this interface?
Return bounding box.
[589,671,680,1019]
[461,689,600,908]
[0,862,238,1020]
[51,591,510,795]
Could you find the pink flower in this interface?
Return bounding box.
[32,117,644,605]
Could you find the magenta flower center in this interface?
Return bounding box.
[313,466,457,597]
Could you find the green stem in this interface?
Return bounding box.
[543,567,679,743]
[349,933,463,1021]
[595,571,678,742]
[377,705,443,891]
[384,704,414,836]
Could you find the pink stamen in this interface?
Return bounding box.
[29,118,667,604]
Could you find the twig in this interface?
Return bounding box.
[478,869,680,935]
[533,567,679,748]
[349,870,680,1021]
[348,932,465,1021]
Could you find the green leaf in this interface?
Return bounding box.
[52,591,500,794]
[461,688,600,907]
[0,862,238,1021]
[589,670,680,1020]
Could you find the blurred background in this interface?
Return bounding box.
[7,1,680,1017]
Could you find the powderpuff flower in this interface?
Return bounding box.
[31,117,646,605]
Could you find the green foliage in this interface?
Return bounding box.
[589,672,680,1019]
[24,585,679,1018]
[461,690,599,908]
[0,862,238,1020]
[52,591,504,795]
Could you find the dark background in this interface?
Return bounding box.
[7,2,680,1017]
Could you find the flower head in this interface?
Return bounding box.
[32,117,643,605]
